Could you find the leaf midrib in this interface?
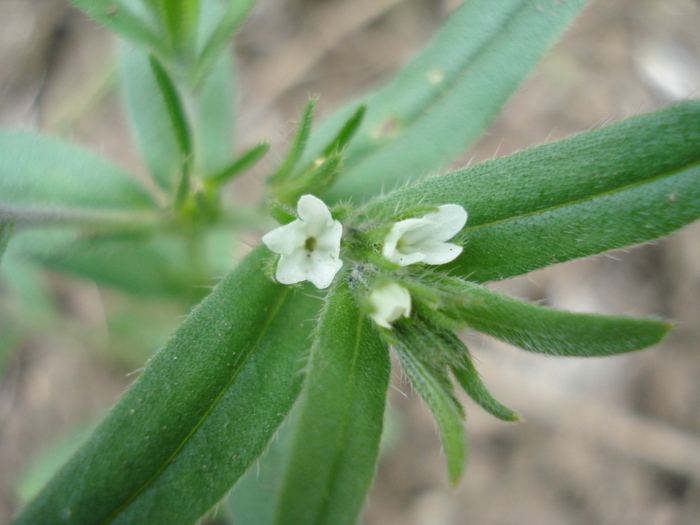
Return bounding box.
[463,160,700,234]
[100,286,291,524]
[312,314,365,525]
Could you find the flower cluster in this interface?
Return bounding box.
[262,194,467,327]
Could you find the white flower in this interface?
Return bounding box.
[368,283,412,329]
[382,204,467,266]
[262,194,343,289]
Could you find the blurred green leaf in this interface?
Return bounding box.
[121,45,182,194]
[195,0,258,82]
[8,230,204,300]
[122,45,235,194]
[441,277,673,357]
[14,247,321,525]
[148,55,193,159]
[305,0,587,203]
[70,0,170,58]
[272,279,390,525]
[269,99,317,186]
[0,221,11,262]
[192,52,236,174]
[0,131,155,212]
[363,101,700,282]
[207,143,269,185]
[156,0,199,58]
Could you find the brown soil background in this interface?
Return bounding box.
[1,1,700,524]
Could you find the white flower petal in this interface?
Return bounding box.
[275,249,311,284]
[262,221,306,255]
[382,204,467,266]
[315,219,343,257]
[428,204,468,241]
[368,283,411,329]
[418,242,463,265]
[263,194,344,288]
[307,252,343,289]
[297,194,333,237]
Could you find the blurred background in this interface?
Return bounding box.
[1,0,700,523]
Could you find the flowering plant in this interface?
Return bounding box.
[2,1,699,524]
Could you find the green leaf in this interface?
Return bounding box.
[121,46,235,193]
[14,246,321,525]
[156,0,199,58]
[192,51,236,174]
[0,131,155,212]
[393,331,466,485]
[448,346,519,422]
[439,277,672,357]
[148,55,193,159]
[207,143,268,186]
[363,101,700,282]
[269,99,317,186]
[195,0,257,82]
[304,0,587,203]
[224,408,295,525]
[0,221,12,262]
[272,279,391,525]
[121,44,180,193]
[70,0,169,58]
[320,105,366,159]
[9,230,203,300]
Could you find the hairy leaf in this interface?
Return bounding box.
[394,334,466,485]
[363,101,700,282]
[305,0,587,203]
[442,278,673,357]
[0,131,154,213]
[14,247,321,525]
[70,0,169,57]
[272,279,390,525]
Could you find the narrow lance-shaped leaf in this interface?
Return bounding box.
[121,45,185,193]
[393,327,466,485]
[269,99,317,186]
[303,0,587,203]
[272,278,391,525]
[440,332,519,422]
[207,143,269,186]
[0,221,12,262]
[438,276,673,357]
[192,51,236,174]
[148,55,193,159]
[362,101,700,282]
[0,131,155,212]
[224,405,296,525]
[156,0,199,58]
[14,247,321,525]
[194,0,258,83]
[69,0,169,58]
